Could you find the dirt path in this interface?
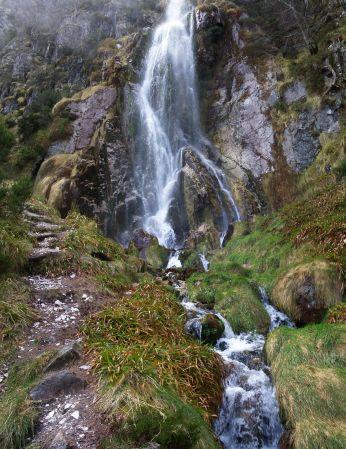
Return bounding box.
[16,208,112,448]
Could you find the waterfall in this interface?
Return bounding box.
[135,0,240,249]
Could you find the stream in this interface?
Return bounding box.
[168,253,294,449]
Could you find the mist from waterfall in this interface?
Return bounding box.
[135,0,240,249]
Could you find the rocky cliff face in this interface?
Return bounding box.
[0,0,344,243]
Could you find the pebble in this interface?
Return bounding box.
[79,365,91,371]
[71,411,80,420]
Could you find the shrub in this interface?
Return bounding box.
[0,119,15,162]
[18,90,60,139]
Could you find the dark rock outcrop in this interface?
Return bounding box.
[30,370,86,401]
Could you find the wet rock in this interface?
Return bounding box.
[182,148,235,232]
[30,371,86,401]
[29,248,61,263]
[53,86,117,154]
[185,223,220,252]
[282,111,320,172]
[283,81,307,105]
[187,314,225,345]
[44,343,81,372]
[130,229,170,270]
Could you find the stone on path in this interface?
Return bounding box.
[30,371,86,401]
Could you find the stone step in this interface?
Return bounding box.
[29,248,61,263]
[29,232,62,241]
[23,210,55,224]
[38,237,60,249]
[31,222,63,232]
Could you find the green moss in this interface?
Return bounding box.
[0,352,56,449]
[187,263,270,334]
[265,324,346,449]
[99,380,220,449]
[0,119,15,162]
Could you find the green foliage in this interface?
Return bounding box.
[0,218,31,274]
[195,288,216,309]
[265,324,346,449]
[84,282,222,448]
[18,90,60,139]
[0,119,15,162]
[32,210,141,293]
[100,380,220,449]
[0,176,33,215]
[0,352,55,449]
[187,264,270,334]
[280,183,346,264]
[0,278,35,344]
[325,304,346,324]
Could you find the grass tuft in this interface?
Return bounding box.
[0,352,55,449]
[265,324,346,449]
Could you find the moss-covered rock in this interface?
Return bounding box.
[130,229,170,270]
[272,261,344,325]
[187,265,270,334]
[200,314,225,345]
[195,288,216,310]
[265,324,346,449]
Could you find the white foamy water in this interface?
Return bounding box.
[259,286,295,331]
[135,0,240,248]
[173,281,291,449]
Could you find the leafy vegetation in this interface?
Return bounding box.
[265,324,346,449]
[0,119,15,162]
[18,90,61,140]
[0,278,35,344]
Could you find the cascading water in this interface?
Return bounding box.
[135,0,240,249]
[171,269,294,449]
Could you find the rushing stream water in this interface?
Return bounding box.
[168,252,294,449]
[135,0,240,249]
[175,277,293,449]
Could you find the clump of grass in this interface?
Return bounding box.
[265,324,346,449]
[0,352,55,449]
[83,282,222,413]
[0,278,35,344]
[280,182,346,264]
[83,282,222,448]
[272,260,344,324]
[325,304,346,325]
[63,212,125,261]
[31,210,142,293]
[0,218,32,274]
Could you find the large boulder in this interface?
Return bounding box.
[129,229,170,270]
[182,147,235,233]
[272,261,344,325]
[185,223,221,252]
